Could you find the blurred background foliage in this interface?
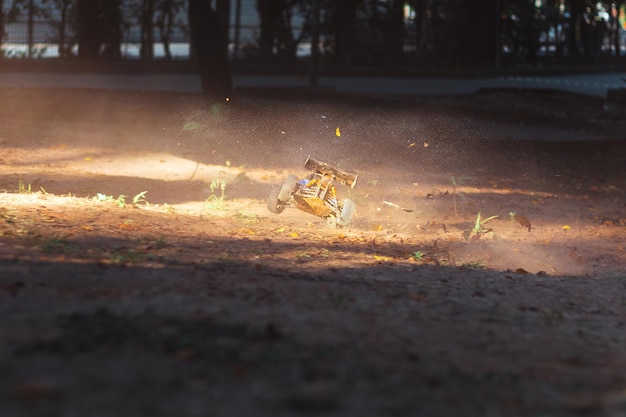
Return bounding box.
[0,0,625,70]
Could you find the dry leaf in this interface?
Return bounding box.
[118,223,137,231]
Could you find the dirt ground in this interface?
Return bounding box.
[0,86,625,417]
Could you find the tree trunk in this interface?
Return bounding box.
[568,0,585,58]
[141,0,155,61]
[387,0,405,64]
[101,0,122,59]
[157,0,174,60]
[77,0,102,59]
[58,0,69,58]
[216,0,231,50]
[188,0,233,103]
[0,0,4,60]
[77,0,122,60]
[333,0,357,65]
[257,0,278,60]
[414,0,427,61]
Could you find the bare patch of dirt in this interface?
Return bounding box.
[0,87,625,417]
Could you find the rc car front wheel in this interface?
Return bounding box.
[267,187,285,214]
[278,174,298,202]
[337,198,356,227]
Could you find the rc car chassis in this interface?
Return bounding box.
[267,156,358,227]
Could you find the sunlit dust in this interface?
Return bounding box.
[0,87,624,278]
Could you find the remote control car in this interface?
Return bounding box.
[267,156,358,227]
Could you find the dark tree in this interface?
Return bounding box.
[411,0,427,62]
[469,1,499,67]
[273,2,297,61]
[76,0,122,59]
[156,0,183,60]
[140,0,154,61]
[419,0,497,68]
[188,0,233,103]
[328,0,357,65]
[100,0,123,59]
[257,0,279,60]
[76,0,100,59]
[386,0,405,64]
[256,0,305,62]
[55,0,72,58]
[568,0,586,58]
[0,0,4,60]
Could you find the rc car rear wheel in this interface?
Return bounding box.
[337,198,356,227]
[278,174,298,202]
[267,187,285,214]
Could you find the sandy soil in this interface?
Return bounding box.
[0,86,625,417]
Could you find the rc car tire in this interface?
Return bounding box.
[267,187,285,214]
[278,174,298,202]
[337,198,356,226]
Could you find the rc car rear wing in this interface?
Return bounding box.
[304,155,358,188]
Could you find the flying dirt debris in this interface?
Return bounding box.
[267,156,358,227]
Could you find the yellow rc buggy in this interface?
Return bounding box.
[267,156,358,227]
